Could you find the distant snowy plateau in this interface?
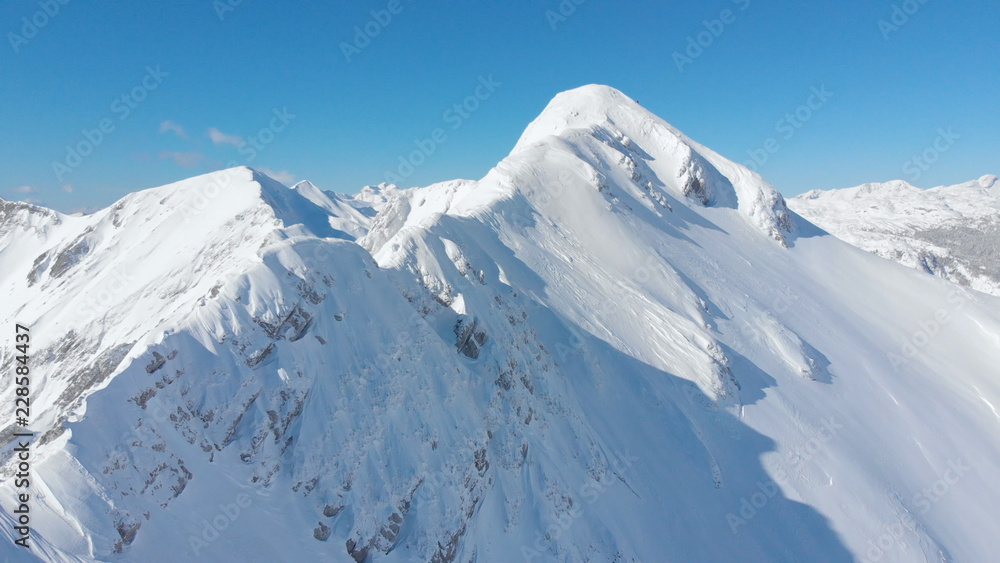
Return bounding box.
[790,175,1000,297]
[1,85,998,562]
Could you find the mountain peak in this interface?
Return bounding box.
[291,179,320,192]
[513,84,644,151]
[509,84,794,245]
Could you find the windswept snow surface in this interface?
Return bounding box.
[1,85,999,562]
[790,175,1000,296]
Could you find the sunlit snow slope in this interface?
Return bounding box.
[1,85,999,563]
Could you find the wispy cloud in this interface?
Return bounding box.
[208,127,244,147]
[158,120,188,139]
[260,168,296,184]
[61,184,74,193]
[12,185,37,194]
[159,150,206,169]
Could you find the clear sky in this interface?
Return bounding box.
[2,0,997,213]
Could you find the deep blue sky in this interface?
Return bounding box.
[2,0,997,213]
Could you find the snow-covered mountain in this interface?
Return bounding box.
[789,176,1000,296]
[2,85,1000,562]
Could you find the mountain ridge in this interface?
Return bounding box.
[1,86,999,562]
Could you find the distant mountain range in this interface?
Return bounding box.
[790,175,1000,296]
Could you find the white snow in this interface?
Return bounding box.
[1,86,999,562]
[790,175,1000,296]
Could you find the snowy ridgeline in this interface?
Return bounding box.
[790,175,1000,296]
[1,86,999,562]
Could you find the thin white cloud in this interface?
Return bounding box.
[159,151,205,169]
[207,127,244,147]
[12,185,37,194]
[61,184,74,193]
[158,120,188,139]
[260,168,296,185]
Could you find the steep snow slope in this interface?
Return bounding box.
[1,85,999,563]
[790,175,1000,296]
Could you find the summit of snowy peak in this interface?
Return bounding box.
[513,85,645,150]
[291,179,344,210]
[2,167,358,334]
[290,179,321,194]
[290,179,346,201]
[126,166,348,240]
[86,167,363,241]
[506,85,794,244]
